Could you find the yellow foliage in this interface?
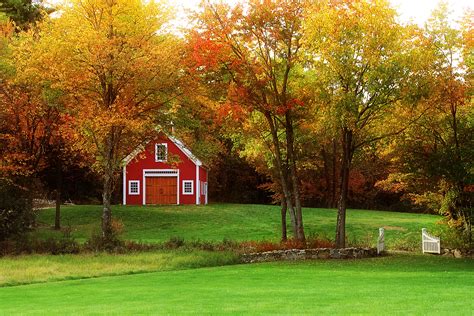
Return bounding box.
[11,0,183,173]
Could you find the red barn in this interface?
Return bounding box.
[122,133,208,205]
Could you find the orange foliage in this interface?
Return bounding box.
[0,84,62,176]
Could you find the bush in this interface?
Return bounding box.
[0,179,35,241]
[306,238,335,249]
[84,219,125,252]
[238,237,336,253]
[346,232,375,248]
[48,225,80,254]
[433,222,472,250]
[164,236,185,249]
[0,226,80,256]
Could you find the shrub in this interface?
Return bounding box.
[282,239,306,249]
[84,219,125,252]
[237,236,338,253]
[48,225,80,254]
[0,240,17,256]
[123,240,157,252]
[0,226,80,256]
[239,241,278,253]
[0,179,35,241]
[346,232,375,248]
[187,239,215,251]
[164,236,185,249]
[306,238,335,249]
[218,238,239,251]
[41,237,80,255]
[433,222,472,250]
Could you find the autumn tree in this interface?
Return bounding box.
[0,5,58,240]
[377,4,473,244]
[189,0,308,241]
[305,0,426,247]
[0,81,59,240]
[2,20,90,233]
[19,0,182,238]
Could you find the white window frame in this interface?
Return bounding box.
[155,143,168,162]
[182,180,194,195]
[128,180,140,195]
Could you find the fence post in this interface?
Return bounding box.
[377,227,385,255]
[422,228,427,253]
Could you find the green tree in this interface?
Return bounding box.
[0,0,52,31]
[377,3,473,244]
[305,0,425,247]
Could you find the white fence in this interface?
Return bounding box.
[422,228,440,254]
[377,228,385,254]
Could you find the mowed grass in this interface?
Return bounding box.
[35,203,442,249]
[2,204,472,314]
[0,254,472,315]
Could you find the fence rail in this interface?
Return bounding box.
[422,228,440,254]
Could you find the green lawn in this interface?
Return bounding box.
[1,254,472,315]
[35,203,443,249]
[2,204,472,314]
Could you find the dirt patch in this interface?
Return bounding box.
[383,226,407,231]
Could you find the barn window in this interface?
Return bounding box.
[182,180,194,195]
[128,180,140,195]
[155,143,168,162]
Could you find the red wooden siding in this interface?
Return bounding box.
[124,134,208,205]
[199,165,208,204]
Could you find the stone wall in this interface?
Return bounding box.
[441,248,473,258]
[240,247,378,263]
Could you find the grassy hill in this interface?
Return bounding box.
[2,204,472,314]
[35,204,444,250]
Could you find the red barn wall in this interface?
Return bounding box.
[124,135,198,205]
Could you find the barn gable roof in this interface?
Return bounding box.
[167,135,203,166]
[122,133,204,167]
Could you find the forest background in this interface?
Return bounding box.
[0,0,472,247]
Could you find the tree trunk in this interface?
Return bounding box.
[281,199,287,242]
[335,128,353,248]
[469,206,472,247]
[283,166,297,236]
[264,111,297,237]
[102,168,113,237]
[285,111,305,242]
[54,189,61,230]
[24,178,35,229]
[321,147,332,208]
[101,130,116,238]
[331,138,337,208]
[54,161,62,230]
